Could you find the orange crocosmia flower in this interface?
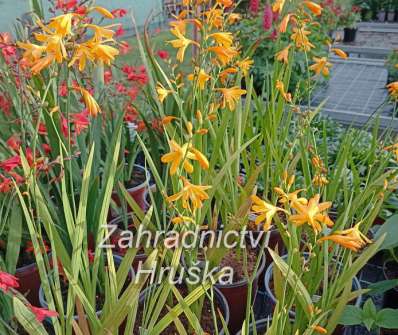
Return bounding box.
[384,142,398,160]
[332,48,348,59]
[90,6,115,19]
[219,67,238,84]
[228,13,241,24]
[313,325,328,334]
[188,68,212,90]
[275,80,292,103]
[217,86,246,111]
[161,141,209,175]
[79,88,101,117]
[48,13,74,37]
[387,81,398,100]
[250,195,286,231]
[275,45,290,64]
[236,57,254,76]
[162,116,178,125]
[274,187,308,208]
[208,32,234,47]
[309,57,332,76]
[273,0,286,13]
[168,28,199,63]
[166,176,211,212]
[279,14,291,33]
[318,223,372,252]
[156,83,172,103]
[208,46,239,66]
[289,194,332,234]
[291,26,314,51]
[216,0,234,8]
[171,216,195,224]
[303,1,322,16]
[204,8,224,29]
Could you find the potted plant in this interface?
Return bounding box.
[387,1,396,21]
[378,0,388,21]
[339,6,362,43]
[340,298,398,334]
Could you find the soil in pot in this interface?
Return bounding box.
[134,286,228,334]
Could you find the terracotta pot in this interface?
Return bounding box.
[139,285,230,334]
[16,262,42,306]
[264,253,362,317]
[343,28,357,43]
[383,260,398,309]
[215,253,266,334]
[111,164,150,212]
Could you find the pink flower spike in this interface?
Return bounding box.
[263,4,273,31]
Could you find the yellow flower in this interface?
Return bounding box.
[228,13,241,24]
[171,216,195,224]
[90,42,119,66]
[217,86,246,111]
[250,195,286,231]
[30,54,56,74]
[48,14,74,37]
[276,80,292,103]
[309,57,332,76]
[291,26,314,51]
[188,68,212,90]
[312,174,329,186]
[90,6,115,19]
[208,32,234,47]
[85,24,116,41]
[289,194,332,233]
[236,58,254,76]
[384,143,398,160]
[274,188,308,208]
[17,42,45,62]
[219,67,238,84]
[69,41,95,71]
[275,45,290,64]
[161,141,209,175]
[156,83,172,103]
[387,81,398,100]
[204,8,224,29]
[273,0,286,13]
[162,116,178,125]
[318,223,372,252]
[168,28,199,63]
[313,325,328,334]
[208,46,239,66]
[332,48,348,59]
[303,1,322,16]
[34,33,67,63]
[216,0,234,8]
[167,177,211,212]
[79,88,101,117]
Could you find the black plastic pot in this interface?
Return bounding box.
[343,28,357,43]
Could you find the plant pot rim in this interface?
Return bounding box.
[264,253,362,316]
[112,164,151,195]
[235,317,274,335]
[38,254,134,315]
[16,252,52,276]
[139,284,230,335]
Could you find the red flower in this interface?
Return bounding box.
[9,171,24,184]
[115,25,125,37]
[6,135,21,152]
[42,144,51,155]
[0,176,12,193]
[157,50,169,60]
[136,120,146,132]
[0,271,19,293]
[127,86,139,101]
[72,110,90,135]
[125,105,138,122]
[263,4,273,31]
[0,156,21,172]
[0,95,11,116]
[111,8,127,18]
[74,6,87,15]
[29,305,58,323]
[126,66,148,86]
[87,250,95,264]
[56,0,77,11]
[25,240,50,255]
[115,83,127,94]
[38,123,47,135]
[104,70,113,84]
[59,81,68,97]
[60,114,69,138]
